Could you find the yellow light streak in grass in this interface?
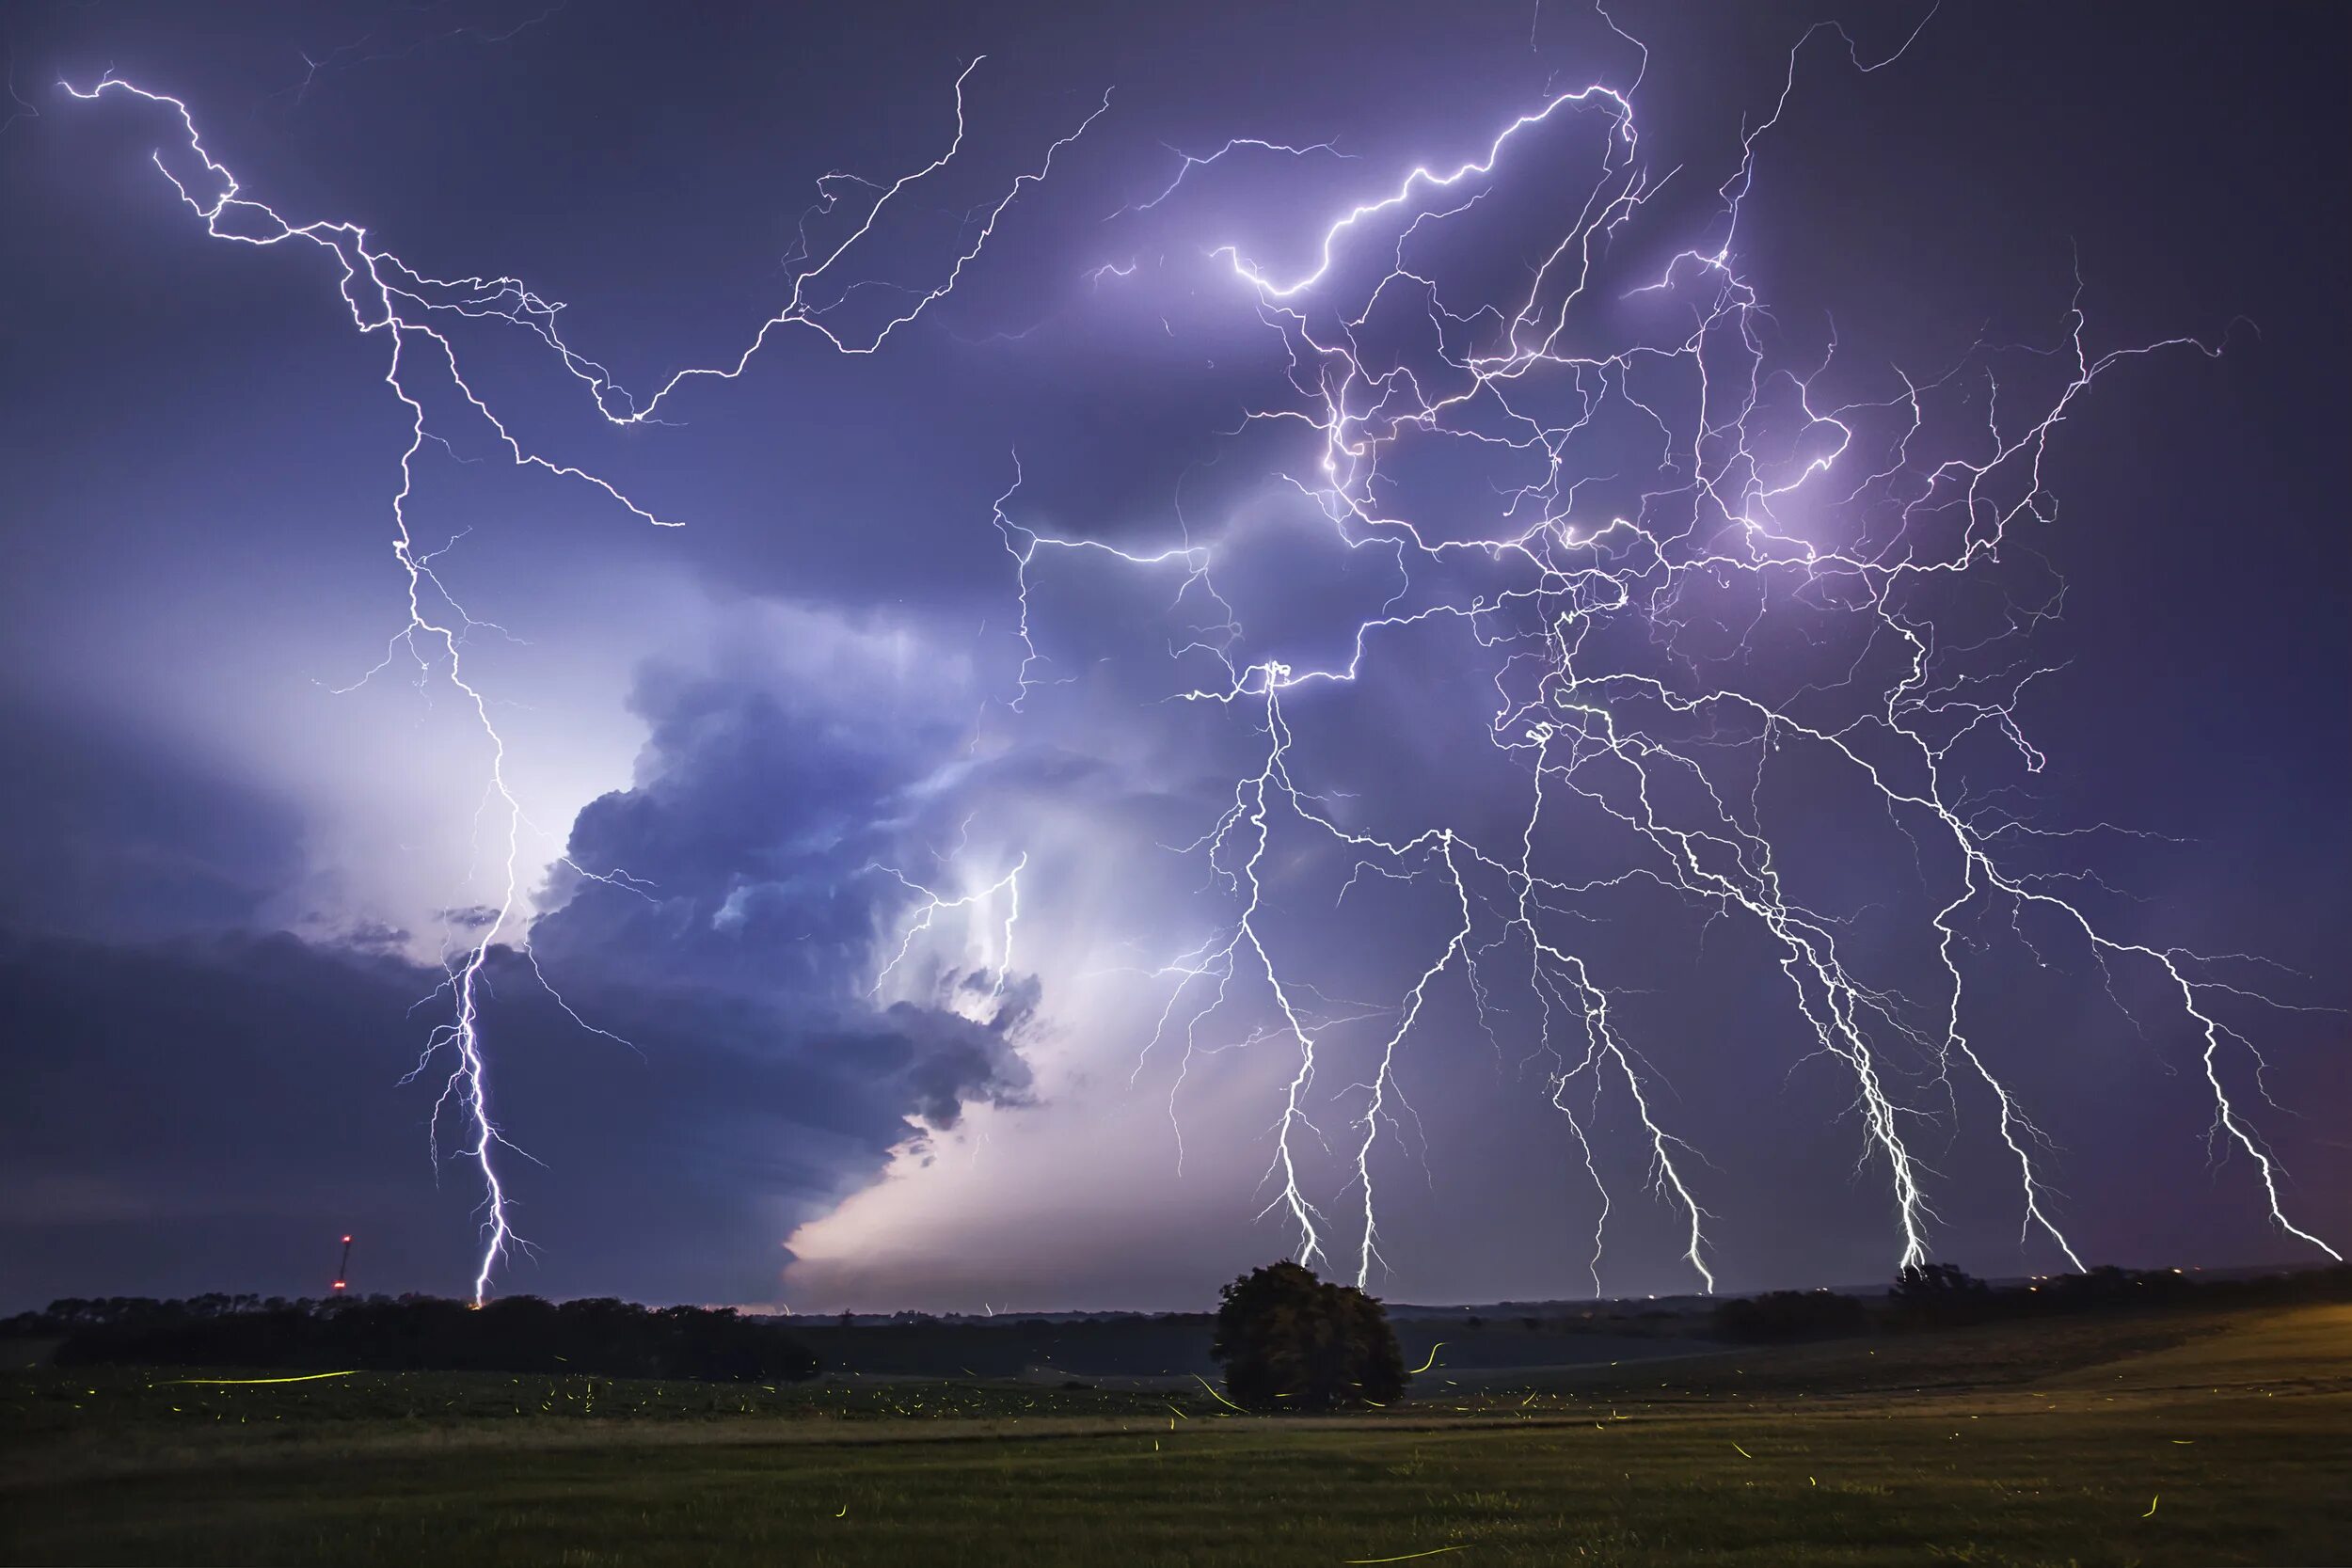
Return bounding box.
[2144,1496,2159,1518]
[1407,1343,1445,1375]
[1343,1547,1470,1564]
[161,1371,358,1386]
[1192,1375,1249,1413]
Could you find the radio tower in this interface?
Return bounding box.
[332,1234,352,1294]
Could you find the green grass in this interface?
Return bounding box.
[4,1304,2345,1566]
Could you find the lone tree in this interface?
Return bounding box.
[1211,1260,1406,1412]
[1892,1262,1989,1304]
[1890,1261,1993,1326]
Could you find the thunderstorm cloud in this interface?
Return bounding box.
[1,1,2344,1310]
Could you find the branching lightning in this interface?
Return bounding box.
[64,63,1098,1299]
[870,854,1028,1012]
[1005,14,2340,1291]
[60,8,2339,1305]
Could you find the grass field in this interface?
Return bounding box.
[3,1303,2345,1566]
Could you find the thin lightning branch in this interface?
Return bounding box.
[64,15,2335,1306]
[869,855,1028,1007]
[65,62,1099,1299]
[1,40,39,135]
[1008,8,2337,1292]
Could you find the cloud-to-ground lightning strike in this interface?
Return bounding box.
[63,66,1100,1300]
[1009,14,2339,1291]
[64,8,2338,1305]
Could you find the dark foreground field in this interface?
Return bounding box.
[3,1304,2345,1566]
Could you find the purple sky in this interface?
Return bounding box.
[2,0,2345,1312]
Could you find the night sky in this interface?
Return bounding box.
[2,1,2345,1314]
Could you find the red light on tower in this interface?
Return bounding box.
[332,1233,354,1293]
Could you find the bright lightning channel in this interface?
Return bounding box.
[1011,12,2338,1293]
[65,64,1098,1301]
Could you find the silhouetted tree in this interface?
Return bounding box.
[1211,1260,1406,1412]
[1892,1263,1988,1302]
[1890,1262,1993,1326]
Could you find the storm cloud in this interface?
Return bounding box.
[0,645,1041,1305]
[2,0,2344,1313]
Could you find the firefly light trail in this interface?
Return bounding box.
[62,10,2337,1301]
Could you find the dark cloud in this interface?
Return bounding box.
[535,662,949,997]
[337,918,413,954]
[0,660,1040,1308]
[0,0,2343,1311]
[886,977,1041,1130]
[530,653,1040,1135]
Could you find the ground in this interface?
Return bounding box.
[2,1304,2345,1566]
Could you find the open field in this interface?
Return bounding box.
[4,1304,2345,1566]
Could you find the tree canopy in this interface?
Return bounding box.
[1211,1261,1406,1413]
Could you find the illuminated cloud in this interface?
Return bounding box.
[2,2,2344,1311]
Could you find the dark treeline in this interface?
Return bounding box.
[8,1261,2345,1374]
[793,1314,1219,1378]
[12,1294,818,1383]
[1711,1261,2352,1344]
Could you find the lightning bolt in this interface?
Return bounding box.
[870,854,1027,1012]
[63,61,1100,1299]
[1009,10,2339,1291]
[58,10,2337,1307]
